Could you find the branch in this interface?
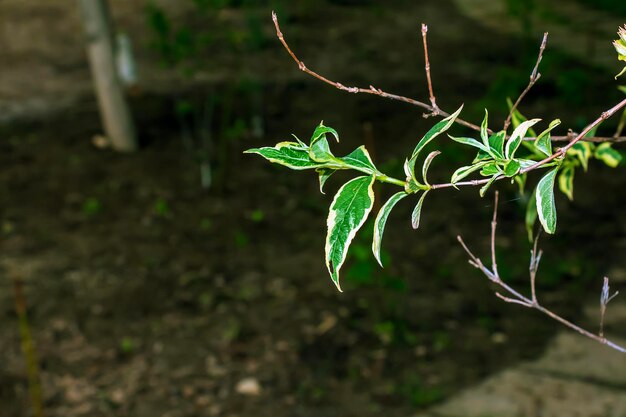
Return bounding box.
[458,192,626,353]
[503,32,548,132]
[429,97,626,190]
[272,11,484,133]
[421,23,438,112]
[272,12,626,144]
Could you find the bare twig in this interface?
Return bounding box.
[421,23,438,112]
[458,193,626,353]
[599,277,619,338]
[490,191,499,276]
[272,12,626,144]
[272,11,486,133]
[530,232,542,304]
[503,33,548,132]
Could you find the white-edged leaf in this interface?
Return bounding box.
[558,165,574,201]
[503,159,521,177]
[245,145,329,170]
[536,168,558,234]
[408,105,463,176]
[506,118,541,159]
[506,97,538,137]
[411,190,430,229]
[340,146,377,173]
[480,109,489,147]
[451,161,489,183]
[534,119,561,157]
[480,162,501,176]
[479,174,499,197]
[326,175,376,292]
[594,143,622,168]
[309,123,339,162]
[317,168,336,194]
[372,192,409,266]
[488,131,506,159]
[422,150,441,186]
[448,135,490,152]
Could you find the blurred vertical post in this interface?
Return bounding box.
[80,0,137,152]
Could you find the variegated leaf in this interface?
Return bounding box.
[372,192,409,266]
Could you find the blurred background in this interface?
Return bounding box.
[1,0,626,416]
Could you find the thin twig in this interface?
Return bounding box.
[530,232,542,304]
[457,193,626,353]
[421,23,438,112]
[272,12,626,144]
[490,191,499,276]
[503,33,548,132]
[272,11,486,133]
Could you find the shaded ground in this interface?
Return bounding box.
[2,1,626,417]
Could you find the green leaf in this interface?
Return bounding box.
[505,118,541,159]
[594,143,622,168]
[408,105,463,176]
[448,135,489,152]
[487,131,506,159]
[326,175,376,291]
[503,159,521,177]
[534,119,561,157]
[422,151,441,186]
[340,146,377,173]
[568,142,594,171]
[480,162,501,176]
[309,123,339,163]
[411,190,430,229]
[372,192,409,266]
[451,161,490,183]
[317,168,336,194]
[245,144,328,170]
[536,168,558,234]
[526,190,538,242]
[480,109,489,147]
[479,174,499,197]
[558,165,574,201]
[311,123,339,144]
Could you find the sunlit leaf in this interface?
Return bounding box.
[505,118,541,159]
[411,190,430,229]
[479,174,499,197]
[372,192,409,266]
[448,135,489,152]
[309,123,339,162]
[503,159,521,177]
[422,151,441,186]
[536,168,558,234]
[451,161,490,183]
[488,131,506,159]
[317,167,336,194]
[340,146,377,173]
[326,175,376,291]
[507,97,538,137]
[408,105,463,176]
[245,144,328,170]
[480,109,489,147]
[534,119,561,157]
[480,162,501,176]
